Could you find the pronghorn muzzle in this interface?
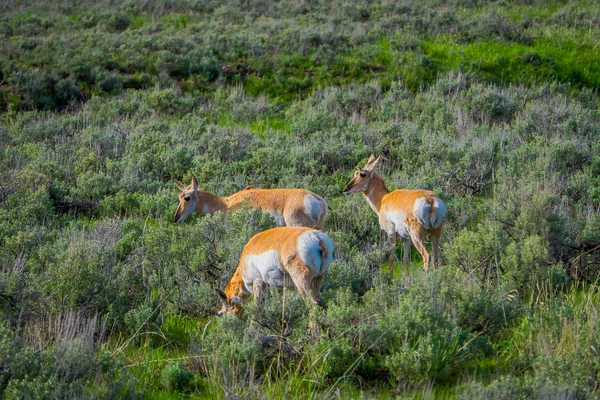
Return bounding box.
[343,181,355,194]
[173,206,184,223]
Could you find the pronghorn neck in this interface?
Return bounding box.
[224,269,248,308]
[224,269,243,299]
[363,174,390,215]
[223,188,255,210]
[197,191,228,214]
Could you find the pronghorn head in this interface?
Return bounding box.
[173,175,200,223]
[216,289,244,317]
[343,154,381,195]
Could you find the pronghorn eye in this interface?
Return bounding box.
[359,172,367,177]
[184,195,191,201]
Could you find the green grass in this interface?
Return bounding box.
[249,117,293,137]
[107,313,207,395]
[422,35,600,89]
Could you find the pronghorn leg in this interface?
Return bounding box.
[287,260,322,336]
[287,263,315,301]
[310,275,325,305]
[253,279,267,300]
[308,275,325,338]
[388,232,398,279]
[402,238,411,275]
[249,280,267,329]
[431,227,442,269]
[409,226,430,273]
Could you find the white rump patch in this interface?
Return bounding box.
[243,250,292,291]
[303,194,326,224]
[413,198,431,229]
[297,231,334,276]
[266,210,285,226]
[413,197,446,230]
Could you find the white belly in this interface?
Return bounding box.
[242,250,294,293]
[383,210,409,238]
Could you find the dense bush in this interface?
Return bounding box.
[0,321,139,398]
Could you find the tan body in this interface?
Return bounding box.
[217,227,334,317]
[174,176,328,229]
[344,155,446,274]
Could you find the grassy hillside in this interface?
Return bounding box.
[2,0,599,110]
[1,0,600,398]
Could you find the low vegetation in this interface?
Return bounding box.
[1,0,599,398]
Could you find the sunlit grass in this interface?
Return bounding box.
[104,313,207,395]
[422,35,600,89]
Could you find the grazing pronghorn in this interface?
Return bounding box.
[343,155,446,275]
[173,175,328,228]
[216,226,334,317]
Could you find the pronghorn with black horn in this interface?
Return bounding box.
[343,154,446,275]
[216,226,334,317]
[174,175,328,229]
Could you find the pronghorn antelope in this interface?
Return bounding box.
[216,226,334,317]
[173,175,328,228]
[343,154,446,275]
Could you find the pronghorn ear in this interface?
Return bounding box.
[216,289,227,302]
[191,174,199,191]
[230,295,242,306]
[175,180,186,191]
[364,154,381,172]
